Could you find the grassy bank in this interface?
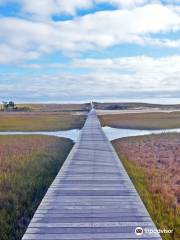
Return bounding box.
[99,111,180,129]
[94,102,180,110]
[0,135,74,240]
[0,112,86,131]
[16,103,90,112]
[112,133,180,240]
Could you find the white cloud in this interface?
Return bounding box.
[0,44,41,64]
[0,0,179,18]
[20,0,93,18]
[0,1,180,102]
[23,0,149,16]
[0,0,94,18]
[1,55,180,101]
[98,0,149,8]
[76,54,180,72]
[0,3,179,64]
[72,55,180,92]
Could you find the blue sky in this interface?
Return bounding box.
[0,0,180,103]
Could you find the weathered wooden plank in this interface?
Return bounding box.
[23,233,161,240]
[28,221,155,228]
[30,216,153,223]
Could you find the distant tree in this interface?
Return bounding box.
[2,101,8,110]
[8,101,15,108]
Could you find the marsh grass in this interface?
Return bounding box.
[16,103,90,112]
[0,135,73,240]
[113,134,180,240]
[99,111,180,130]
[0,112,86,131]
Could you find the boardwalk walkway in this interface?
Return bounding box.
[23,109,162,240]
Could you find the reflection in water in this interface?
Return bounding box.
[0,127,180,142]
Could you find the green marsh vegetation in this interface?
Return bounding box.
[113,133,180,240]
[0,112,86,131]
[99,111,180,130]
[0,135,74,240]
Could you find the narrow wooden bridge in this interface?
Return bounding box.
[23,109,162,240]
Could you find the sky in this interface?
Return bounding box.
[0,0,180,103]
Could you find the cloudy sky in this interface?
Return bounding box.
[0,0,180,103]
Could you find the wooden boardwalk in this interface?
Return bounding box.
[23,109,162,240]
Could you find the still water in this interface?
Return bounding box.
[0,129,79,142]
[103,127,180,141]
[0,127,180,141]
